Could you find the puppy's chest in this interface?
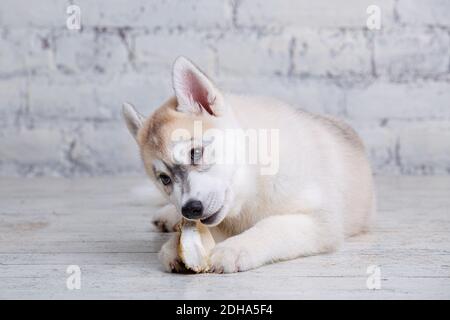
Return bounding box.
[218,183,322,236]
[217,200,274,236]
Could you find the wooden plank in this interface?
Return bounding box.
[0,176,449,299]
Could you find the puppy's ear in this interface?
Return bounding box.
[122,102,144,140]
[172,56,224,116]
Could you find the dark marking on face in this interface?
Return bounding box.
[152,163,173,195]
[174,164,191,194]
[163,161,190,194]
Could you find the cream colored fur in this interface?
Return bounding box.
[123,56,375,273]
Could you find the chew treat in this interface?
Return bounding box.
[178,219,215,273]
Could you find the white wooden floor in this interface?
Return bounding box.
[0,176,449,299]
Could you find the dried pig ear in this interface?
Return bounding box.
[178,220,215,273]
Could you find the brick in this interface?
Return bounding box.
[397,0,450,27]
[291,29,372,77]
[27,74,174,122]
[64,122,142,175]
[53,30,129,84]
[0,126,63,165]
[79,0,232,29]
[94,75,173,119]
[0,79,27,126]
[0,0,66,27]
[217,76,346,116]
[214,32,290,77]
[0,0,232,29]
[375,27,450,80]
[346,81,450,121]
[28,82,100,121]
[397,121,450,174]
[133,31,215,76]
[351,123,399,174]
[237,0,395,29]
[0,28,54,76]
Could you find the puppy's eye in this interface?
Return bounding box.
[190,147,203,164]
[159,174,171,186]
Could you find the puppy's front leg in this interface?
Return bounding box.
[151,204,181,232]
[158,232,186,272]
[210,214,342,273]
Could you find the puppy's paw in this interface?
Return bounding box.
[151,204,181,233]
[209,243,254,273]
[152,217,179,233]
[158,234,185,273]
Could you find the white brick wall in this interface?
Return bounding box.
[236,0,396,29]
[290,29,372,77]
[0,0,449,176]
[374,27,450,80]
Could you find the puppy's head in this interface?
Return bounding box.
[123,57,237,226]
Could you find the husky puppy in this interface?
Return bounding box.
[123,56,375,273]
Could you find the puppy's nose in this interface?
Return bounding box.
[181,200,203,219]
